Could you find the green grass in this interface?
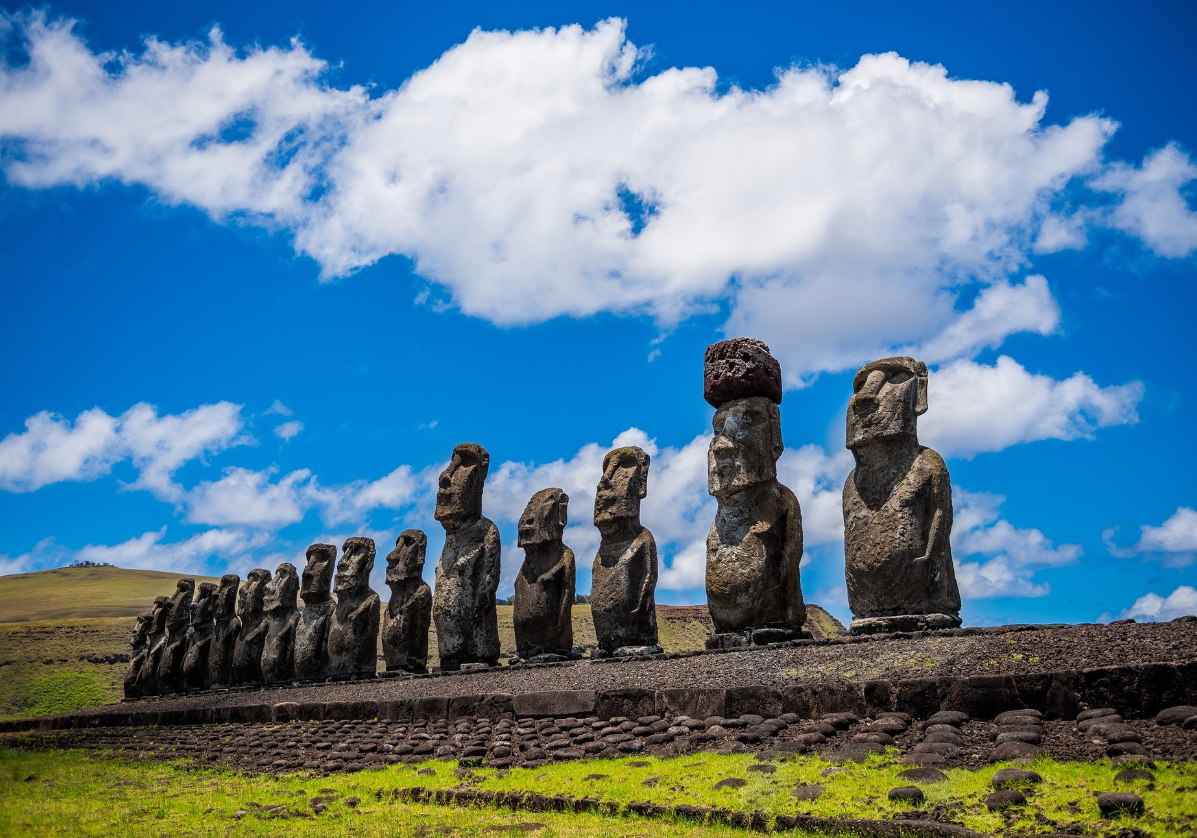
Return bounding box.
[0,566,222,623]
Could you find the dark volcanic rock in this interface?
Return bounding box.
[703,338,782,408]
[986,789,1027,810]
[1154,705,1197,725]
[1097,792,1145,816]
[888,786,924,803]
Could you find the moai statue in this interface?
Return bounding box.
[207,574,241,689]
[260,563,301,684]
[381,530,433,674]
[154,578,195,693]
[704,338,807,648]
[231,568,271,685]
[844,357,960,634]
[327,537,381,679]
[135,596,171,696]
[513,488,576,659]
[592,446,660,656]
[295,544,336,681]
[432,443,501,670]
[123,610,155,698]
[180,582,217,691]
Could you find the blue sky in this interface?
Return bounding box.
[1,0,1195,627]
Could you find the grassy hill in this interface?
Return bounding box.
[0,566,843,720]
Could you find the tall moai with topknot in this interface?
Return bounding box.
[382,530,433,674]
[180,581,217,691]
[703,338,807,648]
[432,443,501,670]
[843,357,960,634]
[513,488,575,659]
[207,574,241,689]
[232,568,271,685]
[327,537,380,679]
[295,544,336,681]
[261,563,301,684]
[592,445,660,656]
[154,578,194,693]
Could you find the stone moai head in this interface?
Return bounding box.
[386,530,427,586]
[264,563,299,613]
[238,569,271,617]
[214,574,240,620]
[594,446,650,529]
[435,443,489,528]
[301,544,336,605]
[704,338,785,499]
[150,596,170,633]
[132,614,152,648]
[166,579,195,630]
[190,582,217,625]
[846,357,928,450]
[335,537,375,597]
[518,488,569,548]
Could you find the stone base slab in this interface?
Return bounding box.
[850,614,962,635]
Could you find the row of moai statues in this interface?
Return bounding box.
[125,336,962,696]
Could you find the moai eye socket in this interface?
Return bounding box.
[887,370,912,385]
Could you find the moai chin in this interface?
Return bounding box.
[207,574,241,689]
[327,537,381,679]
[592,445,660,655]
[231,568,271,685]
[123,610,154,699]
[843,357,960,634]
[261,563,301,684]
[432,443,501,670]
[704,338,807,648]
[136,596,171,696]
[513,488,575,659]
[180,582,217,692]
[382,530,433,674]
[295,544,336,681]
[154,578,195,693]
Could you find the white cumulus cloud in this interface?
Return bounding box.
[1092,144,1197,259]
[1105,506,1197,567]
[273,420,304,441]
[1115,585,1197,622]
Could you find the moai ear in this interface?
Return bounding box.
[557,491,570,529]
[637,449,651,500]
[914,360,929,416]
[768,402,784,459]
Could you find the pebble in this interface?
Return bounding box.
[985,789,1027,810]
[887,786,924,803]
[1097,792,1145,816]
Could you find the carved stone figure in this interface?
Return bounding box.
[843,357,960,634]
[327,537,381,678]
[432,443,501,670]
[295,544,336,681]
[123,608,156,698]
[180,582,217,691]
[135,596,171,696]
[704,338,806,647]
[231,568,271,685]
[514,488,575,658]
[154,578,195,693]
[207,574,241,689]
[382,530,433,674]
[261,563,301,684]
[592,445,660,655]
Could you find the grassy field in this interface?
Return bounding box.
[0,566,223,623]
[2,744,1192,837]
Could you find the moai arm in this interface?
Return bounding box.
[917,451,952,568]
[476,522,502,613]
[782,487,805,626]
[632,531,658,622]
[555,548,576,635]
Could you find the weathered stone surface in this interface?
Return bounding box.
[232,568,271,686]
[705,340,805,641]
[382,530,432,674]
[154,578,194,693]
[180,582,217,691]
[327,537,380,678]
[844,357,960,634]
[592,446,659,654]
[704,337,783,408]
[295,545,335,681]
[123,608,155,698]
[261,563,300,685]
[206,575,240,689]
[432,443,501,670]
[514,488,575,657]
[1155,704,1197,725]
[1097,792,1145,816]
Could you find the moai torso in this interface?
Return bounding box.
[155,579,194,693]
[382,530,433,673]
[327,537,380,678]
[124,610,154,698]
[432,443,501,669]
[232,569,271,685]
[261,563,300,685]
[703,339,805,640]
[592,446,659,652]
[513,489,575,657]
[843,357,959,632]
[295,545,335,681]
[180,582,217,691]
[207,574,241,689]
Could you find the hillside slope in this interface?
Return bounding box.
[0,566,222,623]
